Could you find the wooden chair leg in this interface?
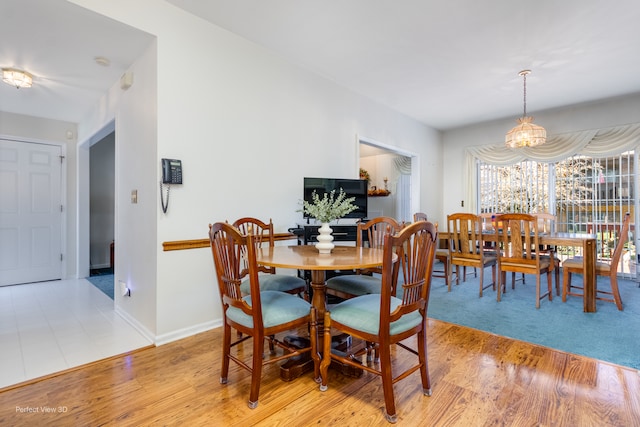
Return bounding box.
[562,268,571,302]
[319,312,332,392]
[309,308,321,382]
[268,335,276,354]
[610,275,623,311]
[444,259,451,292]
[417,327,431,396]
[379,343,397,423]
[220,323,231,384]
[248,332,264,408]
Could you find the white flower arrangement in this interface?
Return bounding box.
[300,189,358,223]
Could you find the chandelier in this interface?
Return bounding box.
[505,70,546,148]
[2,68,33,89]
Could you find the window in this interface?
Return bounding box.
[478,151,636,278]
[479,160,550,214]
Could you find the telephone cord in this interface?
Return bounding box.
[160,182,170,213]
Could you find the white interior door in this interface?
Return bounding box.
[0,139,63,286]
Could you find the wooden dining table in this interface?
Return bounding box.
[256,244,390,322]
[440,231,598,312]
[256,244,392,380]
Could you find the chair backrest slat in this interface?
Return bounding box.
[358,216,403,249]
[611,212,631,268]
[209,222,262,324]
[232,217,276,276]
[495,213,540,263]
[381,221,437,327]
[447,213,484,260]
[356,216,403,276]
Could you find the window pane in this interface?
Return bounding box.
[478,152,636,279]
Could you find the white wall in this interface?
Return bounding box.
[71,0,441,344]
[441,93,640,220]
[76,37,159,341]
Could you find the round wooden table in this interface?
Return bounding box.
[256,244,391,380]
[257,245,388,320]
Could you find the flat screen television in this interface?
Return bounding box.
[303,177,368,220]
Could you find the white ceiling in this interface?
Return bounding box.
[0,0,154,123]
[2,0,640,130]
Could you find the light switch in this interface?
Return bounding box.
[131,190,138,204]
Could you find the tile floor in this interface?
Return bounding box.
[0,278,153,389]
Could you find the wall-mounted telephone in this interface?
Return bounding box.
[162,158,183,184]
[160,158,182,213]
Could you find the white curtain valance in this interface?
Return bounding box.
[463,122,640,212]
[466,122,640,165]
[393,156,412,174]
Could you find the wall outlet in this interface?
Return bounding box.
[119,281,130,297]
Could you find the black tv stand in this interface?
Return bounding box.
[298,224,358,245]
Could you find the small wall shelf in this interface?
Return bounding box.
[368,189,391,197]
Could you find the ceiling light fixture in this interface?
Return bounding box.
[505,70,546,148]
[2,68,33,89]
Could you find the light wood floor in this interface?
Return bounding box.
[1,318,639,426]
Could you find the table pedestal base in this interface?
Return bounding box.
[279,334,363,381]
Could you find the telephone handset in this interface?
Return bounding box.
[160,158,182,213]
[162,158,183,184]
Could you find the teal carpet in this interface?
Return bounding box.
[87,273,114,300]
[427,269,640,370]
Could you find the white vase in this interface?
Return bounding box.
[315,222,335,254]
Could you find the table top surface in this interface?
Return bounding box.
[256,245,390,270]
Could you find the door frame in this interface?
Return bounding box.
[77,120,115,279]
[356,134,420,221]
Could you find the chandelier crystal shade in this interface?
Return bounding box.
[505,70,546,148]
[2,68,33,89]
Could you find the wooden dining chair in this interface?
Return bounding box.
[325,216,403,299]
[494,213,553,308]
[414,212,454,290]
[232,217,307,299]
[447,213,497,297]
[319,220,438,423]
[534,212,561,295]
[562,212,631,311]
[209,222,320,409]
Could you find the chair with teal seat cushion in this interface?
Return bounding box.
[232,217,307,299]
[209,222,320,409]
[319,220,438,424]
[325,216,403,300]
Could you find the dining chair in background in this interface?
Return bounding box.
[325,216,403,300]
[482,212,533,289]
[533,212,561,296]
[232,217,307,299]
[447,212,497,297]
[209,222,319,409]
[414,212,454,290]
[494,213,553,308]
[562,212,631,311]
[319,220,438,423]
